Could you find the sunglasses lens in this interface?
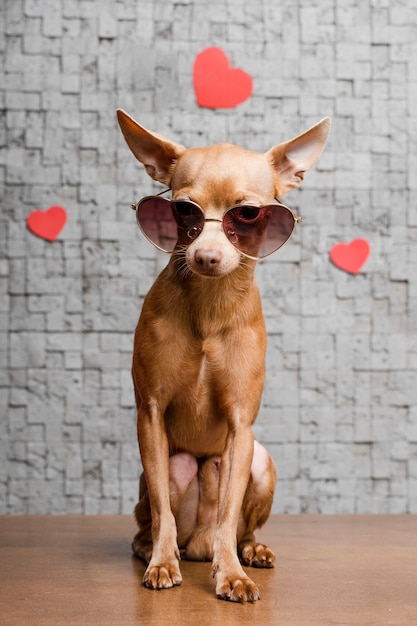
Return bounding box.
[223,204,296,258]
[136,198,204,252]
[171,201,204,245]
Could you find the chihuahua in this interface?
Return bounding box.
[117,109,331,602]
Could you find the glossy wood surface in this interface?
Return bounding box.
[1,515,416,625]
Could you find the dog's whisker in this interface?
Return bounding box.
[170,247,191,280]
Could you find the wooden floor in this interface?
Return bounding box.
[1,515,416,625]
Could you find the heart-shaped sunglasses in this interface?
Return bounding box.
[131,193,302,260]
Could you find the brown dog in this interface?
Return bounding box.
[117,109,331,602]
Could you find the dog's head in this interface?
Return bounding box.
[117,110,331,278]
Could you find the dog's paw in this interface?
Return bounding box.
[239,541,275,568]
[143,562,182,590]
[215,574,260,603]
[213,568,260,603]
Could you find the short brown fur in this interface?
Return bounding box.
[117,109,330,602]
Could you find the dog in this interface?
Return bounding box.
[117,109,331,602]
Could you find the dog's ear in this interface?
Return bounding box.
[266,117,331,194]
[117,109,186,185]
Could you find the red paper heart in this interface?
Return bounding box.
[330,239,370,274]
[193,47,253,109]
[27,205,67,242]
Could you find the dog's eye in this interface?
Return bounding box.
[171,202,203,241]
[234,206,262,223]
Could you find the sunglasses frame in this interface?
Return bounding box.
[131,189,302,260]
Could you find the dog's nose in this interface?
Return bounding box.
[195,249,222,270]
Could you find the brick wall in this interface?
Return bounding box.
[1,0,416,514]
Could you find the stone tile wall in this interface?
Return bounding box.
[1,0,416,513]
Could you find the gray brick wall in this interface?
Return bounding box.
[1,0,416,514]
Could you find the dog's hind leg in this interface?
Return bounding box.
[132,472,153,563]
[237,441,277,568]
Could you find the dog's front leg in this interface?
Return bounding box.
[137,401,182,589]
[212,424,260,602]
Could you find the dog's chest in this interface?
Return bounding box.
[163,350,229,455]
[196,353,207,396]
[171,348,220,415]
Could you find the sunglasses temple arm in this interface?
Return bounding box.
[131,188,171,211]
